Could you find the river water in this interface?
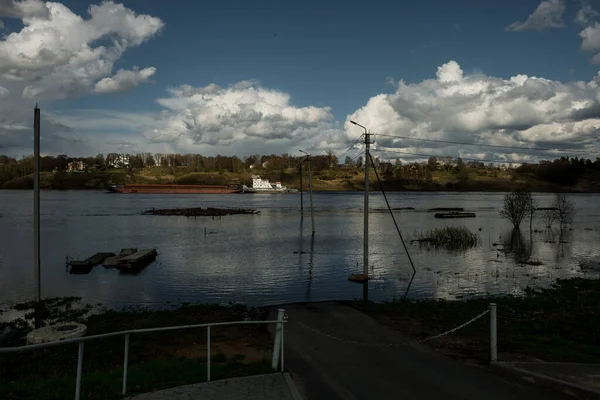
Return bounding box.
[1,190,599,309]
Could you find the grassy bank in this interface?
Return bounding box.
[0,300,274,400]
[3,165,600,192]
[352,278,600,364]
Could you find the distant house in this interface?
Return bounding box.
[438,159,458,168]
[379,162,394,174]
[108,154,130,168]
[67,161,86,172]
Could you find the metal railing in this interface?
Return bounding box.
[0,309,287,400]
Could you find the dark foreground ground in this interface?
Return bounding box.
[1,277,598,399]
[275,302,572,400]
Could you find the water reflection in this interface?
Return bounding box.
[299,216,316,300]
[503,228,531,263]
[1,190,600,309]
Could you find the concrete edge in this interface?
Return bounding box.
[284,372,304,400]
[491,362,600,400]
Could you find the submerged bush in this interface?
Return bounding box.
[411,226,478,250]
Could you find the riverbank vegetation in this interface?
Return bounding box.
[0,300,273,400]
[2,153,600,192]
[500,190,575,232]
[410,226,479,250]
[353,278,600,365]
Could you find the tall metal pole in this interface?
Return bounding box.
[34,104,41,328]
[33,104,42,328]
[299,163,303,213]
[363,130,370,277]
[306,157,315,235]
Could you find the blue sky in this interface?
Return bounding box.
[0,0,599,161]
[56,0,596,118]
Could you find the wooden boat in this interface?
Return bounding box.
[68,252,115,268]
[69,265,93,275]
[117,249,158,269]
[434,212,476,219]
[103,248,139,267]
[108,184,242,194]
[348,273,369,283]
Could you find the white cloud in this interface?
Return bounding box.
[94,67,157,94]
[506,0,566,31]
[436,61,463,83]
[0,1,163,155]
[0,0,163,98]
[581,22,600,50]
[580,22,600,63]
[0,0,49,19]
[575,1,599,25]
[346,61,600,164]
[144,82,336,153]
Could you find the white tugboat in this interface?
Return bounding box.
[243,175,298,193]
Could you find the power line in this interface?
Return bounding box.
[371,148,586,165]
[368,152,416,274]
[339,134,365,157]
[375,133,590,154]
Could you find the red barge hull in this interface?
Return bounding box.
[108,184,242,194]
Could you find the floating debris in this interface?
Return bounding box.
[520,259,544,266]
[434,212,476,219]
[372,207,415,212]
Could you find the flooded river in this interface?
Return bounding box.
[1,190,599,309]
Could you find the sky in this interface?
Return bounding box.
[1,0,600,164]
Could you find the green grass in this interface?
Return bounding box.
[1,302,273,399]
[353,278,600,363]
[411,226,479,250]
[2,355,272,400]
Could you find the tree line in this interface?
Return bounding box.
[516,157,600,186]
[0,152,341,186]
[1,152,598,188]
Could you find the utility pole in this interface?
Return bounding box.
[363,131,370,277]
[299,162,303,213]
[34,104,41,328]
[350,121,369,280]
[307,157,315,235]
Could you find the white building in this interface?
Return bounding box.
[108,154,130,168]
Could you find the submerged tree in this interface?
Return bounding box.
[542,208,556,229]
[527,193,539,232]
[552,193,575,231]
[500,190,531,228]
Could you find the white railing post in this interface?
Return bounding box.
[207,325,211,382]
[75,341,84,400]
[122,334,130,395]
[280,309,285,372]
[271,309,284,370]
[490,303,497,362]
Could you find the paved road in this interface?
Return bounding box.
[129,373,297,400]
[274,303,571,400]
